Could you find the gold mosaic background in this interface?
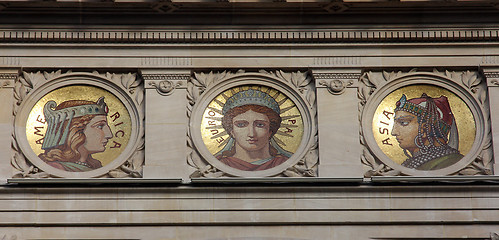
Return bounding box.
[372,84,476,165]
[26,85,132,167]
[201,85,304,156]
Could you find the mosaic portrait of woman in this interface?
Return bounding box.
[38,97,113,172]
[200,86,304,173]
[391,93,463,170]
[371,84,476,173]
[216,89,292,171]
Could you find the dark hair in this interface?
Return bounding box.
[221,104,281,157]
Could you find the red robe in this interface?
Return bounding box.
[217,155,288,171]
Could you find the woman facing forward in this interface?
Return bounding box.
[217,89,291,171]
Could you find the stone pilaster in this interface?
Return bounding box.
[313,69,364,178]
[0,69,17,182]
[483,68,499,175]
[141,69,191,181]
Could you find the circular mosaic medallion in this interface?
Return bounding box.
[362,75,485,176]
[26,85,132,172]
[372,85,475,170]
[191,81,312,177]
[15,74,141,178]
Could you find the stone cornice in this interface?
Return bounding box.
[0,28,498,44]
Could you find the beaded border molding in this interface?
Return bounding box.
[0,28,498,44]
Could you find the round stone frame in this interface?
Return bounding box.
[190,75,314,177]
[14,73,142,178]
[361,73,486,176]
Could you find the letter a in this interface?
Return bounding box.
[110,141,122,149]
[381,138,393,146]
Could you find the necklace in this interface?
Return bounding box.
[74,161,91,168]
[402,145,459,169]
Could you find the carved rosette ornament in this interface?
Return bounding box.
[359,69,492,177]
[187,70,318,178]
[12,70,144,178]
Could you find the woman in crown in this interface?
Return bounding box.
[391,93,463,170]
[216,89,292,171]
[38,97,113,172]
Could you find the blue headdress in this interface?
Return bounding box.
[216,89,293,158]
[41,97,108,150]
[222,89,280,115]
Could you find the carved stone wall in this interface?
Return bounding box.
[1,1,499,239]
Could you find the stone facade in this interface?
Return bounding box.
[0,0,499,239]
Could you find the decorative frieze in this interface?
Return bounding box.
[140,57,191,66]
[0,73,17,79]
[142,74,191,81]
[484,72,499,79]
[1,28,498,44]
[1,57,20,66]
[313,73,360,80]
[482,56,499,65]
[313,57,361,66]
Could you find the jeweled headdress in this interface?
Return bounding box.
[222,89,280,115]
[41,97,108,150]
[395,93,458,150]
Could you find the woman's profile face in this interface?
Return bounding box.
[391,111,419,153]
[82,115,113,154]
[231,110,271,153]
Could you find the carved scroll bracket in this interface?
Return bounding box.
[143,73,189,96]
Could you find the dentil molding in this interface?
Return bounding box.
[0,28,498,44]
